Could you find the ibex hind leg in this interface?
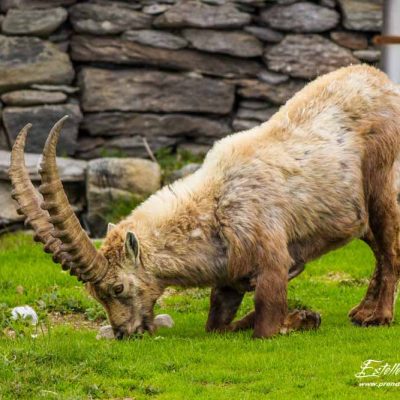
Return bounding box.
[350,132,400,326]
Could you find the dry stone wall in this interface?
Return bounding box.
[0,0,383,158]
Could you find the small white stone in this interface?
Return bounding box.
[96,325,114,340]
[154,314,174,329]
[11,305,38,325]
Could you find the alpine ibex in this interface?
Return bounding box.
[9,65,400,339]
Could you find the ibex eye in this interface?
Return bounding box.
[114,284,124,295]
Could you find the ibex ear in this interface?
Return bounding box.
[125,231,140,261]
[107,223,116,234]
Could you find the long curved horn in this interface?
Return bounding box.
[8,124,64,263]
[39,116,108,283]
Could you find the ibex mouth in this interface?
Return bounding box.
[9,116,109,283]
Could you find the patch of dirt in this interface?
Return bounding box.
[48,312,104,331]
[313,271,369,286]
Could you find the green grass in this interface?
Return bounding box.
[1,233,400,399]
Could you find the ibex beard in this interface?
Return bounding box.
[9,65,400,339]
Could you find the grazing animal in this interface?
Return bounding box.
[9,65,400,339]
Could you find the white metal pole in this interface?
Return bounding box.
[381,0,400,83]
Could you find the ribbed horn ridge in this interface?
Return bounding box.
[8,123,64,264]
[39,116,108,283]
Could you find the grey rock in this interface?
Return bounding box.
[338,0,383,31]
[79,68,235,115]
[320,0,336,7]
[244,26,284,43]
[83,112,230,139]
[87,157,161,197]
[154,0,251,28]
[71,35,261,78]
[48,26,72,43]
[257,70,289,85]
[0,181,23,225]
[1,90,67,106]
[330,31,368,50]
[30,84,79,94]
[264,34,360,79]
[1,0,76,12]
[122,30,187,50]
[238,100,272,110]
[353,49,380,62]
[183,29,263,58]
[0,126,9,151]
[142,4,171,14]
[237,79,305,105]
[69,3,152,35]
[236,106,278,122]
[2,7,67,36]
[232,118,259,131]
[261,2,339,32]
[0,149,87,182]
[177,142,211,156]
[3,104,83,156]
[0,35,74,93]
[86,157,161,235]
[169,163,201,183]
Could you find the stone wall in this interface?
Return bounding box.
[0,0,383,158]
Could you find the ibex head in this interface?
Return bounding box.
[9,117,160,339]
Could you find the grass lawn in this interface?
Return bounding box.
[0,233,400,399]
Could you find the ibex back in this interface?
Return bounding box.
[9,65,400,339]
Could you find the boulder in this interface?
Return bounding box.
[1,90,67,106]
[79,68,235,114]
[2,7,67,36]
[177,143,211,156]
[353,49,380,62]
[232,118,259,131]
[83,113,230,139]
[30,84,79,94]
[86,157,161,236]
[264,34,360,79]
[69,3,152,35]
[0,181,23,225]
[142,4,172,15]
[70,35,261,78]
[0,35,74,93]
[3,104,82,156]
[182,29,263,58]
[1,0,76,12]
[260,2,339,32]
[168,163,201,183]
[236,106,278,122]
[0,149,87,182]
[237,79,305,105]
[337,0,383,31]
[0,149,86,227]
[244,26,284,43]
[122,30,188,50]
[330,31,368,50]
[153,1,251,28]
[257,70,289,85]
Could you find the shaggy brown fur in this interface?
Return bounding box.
[86,65,400,339]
